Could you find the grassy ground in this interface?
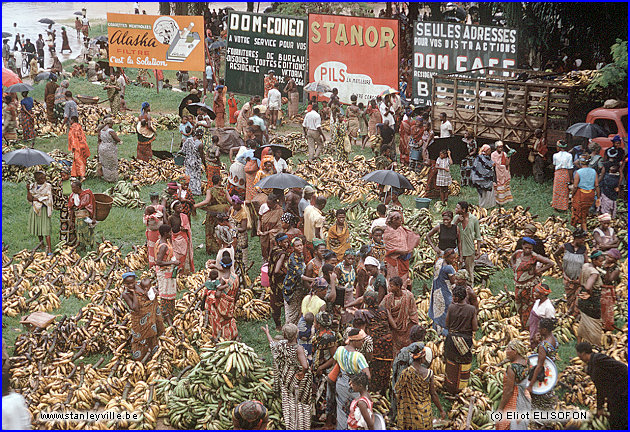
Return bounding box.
[3,50,584,374]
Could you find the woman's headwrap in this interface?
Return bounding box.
[141,101,150,115]
[364,256,379,268]
[454,269,469,280]
[215,225,234,245]
[346,329,367,344]
[315,311,332,328]
[606,248,621,261]
[590,250,603,260]
[232,400,268,429]
[312,238,326,248]
[291,237,302,246]
[170,200,180,211]
[122,271,136,281]
[478,144,491,155]
[312,277,329,291]
[557,140,568,149]
[411,344,433,365]
[167,182,179,191]
[363,289,379,307]
[231,195,244,205]
[344,249,356,257]
[506,339,529,359]
[522,236,537,245]
[597,213,612,222]
[533,283,551,296]
[262,155,274,166]
[275,233,288,243]
[61,80,69,88]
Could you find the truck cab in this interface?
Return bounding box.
[586,107,627,153]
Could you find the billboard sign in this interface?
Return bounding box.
[107,13,205,71]
[226,11,307,98]
[308,14,399,105]
[412,22,518,106]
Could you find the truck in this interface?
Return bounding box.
[430,67,627,175]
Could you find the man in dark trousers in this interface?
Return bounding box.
[576,342,628,429]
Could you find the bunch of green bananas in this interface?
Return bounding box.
[105,181,145,208]
[157,341,284,430]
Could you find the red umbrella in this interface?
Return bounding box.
[2,68,22,88]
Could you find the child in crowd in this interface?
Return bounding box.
[179,116,193,143]
[435,148,453,204]
[599,163,621,218]
[163,79,173,90]
[297,311,315,363]
[347,371,375,430]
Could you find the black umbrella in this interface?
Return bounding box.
[74,11,83,16]
[34,71,56,83]
[179,94,201,117]
[208,40,226,50]
[95,35,108,42]
[362,169,414,190]
[2,32,12,38]
[39,18,55,25]
[255,173,309,189]
[566,122,608,139]
[188,102,216,119]
[254,144,293,160]
[2,148,54,167]
[6,83,34,93]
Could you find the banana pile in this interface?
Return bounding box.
[156,341,283,430]
[292,155,461,203]
[269,132,308,154]
[105,181,145,208]
[235,276,273,321]
[118,158,185,186]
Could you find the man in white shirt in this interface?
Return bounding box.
[273,148,289,173]
[304,196,327,242]
[250,107,269,144]
[302,104,326,160]
[116,72,126,97]
[440,112,453,137]
[380,95,395,127]
[370,203,388,232]
[205,60,214,92]
[267,83,282,130]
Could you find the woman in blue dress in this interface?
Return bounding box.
[428,248,457,335]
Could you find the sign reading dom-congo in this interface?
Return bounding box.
[225,11,307,98]
[308,14,399,105]
[107,13,205,71]
[412,22,518,106]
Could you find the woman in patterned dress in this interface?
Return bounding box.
[365,100,382,139]
[333,249,356,309]
[496,340,531,430]
[19,91,36,144]
[312,311,342,428]
[283,237,307,326]
[331,106,350,160]
[269,233,291,331]
[155,224,179,326]
[527,318,559,420]
[181,129,206,196]
[121,272,165,361]
[510,238,554,330]
[263,323,312,430]
[380,276,419,357]
[3,95,19,142]
[491,141,514,205]
[460,129,478,187]
[361,289,393,395]
[394,344,446,429]
[208,251,240,340]
[428,249,457,335]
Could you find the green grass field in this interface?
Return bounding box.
[1,52,603,383]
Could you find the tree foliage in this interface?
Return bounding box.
[273,2,372,18]
[587,39,628,100]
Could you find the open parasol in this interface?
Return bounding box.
[255,173,309,189]
[2,148,55,167]
[379,87,399,97]
[6,83,34,93]
[566,122,608,139]
[2,68,22,87]
[187,102,216,119]
[304,81,332,94]
[38,18,55,25]
[362,169,413,189]
[254,144,292,160]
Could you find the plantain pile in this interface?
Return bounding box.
[118,158,185,186]
[235,276,273,321]
[156,341,283,430]
[292,155,460,204]
[269,132,308,154]
[105,181,145,208]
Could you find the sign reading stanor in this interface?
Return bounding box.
[308,14,399,105]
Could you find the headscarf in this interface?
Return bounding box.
[556,140,568,149]
[122,271,136,281]
[167,182,179,191]
[281,212,297,225]
[231,195,244,205]
[344,249,356,257]
[315,311,332,328]
[61,80,69,88]
[410,344,433,365]
[216,225,235,245]
[346,328,367,344]
[312,277,328,291]
[233,400,268,430]
[606,248,621,260]
[590,250,603,260]
[597,213,612,222]
[141,102,150,115]
[275,233,288,243]
[363,289,379,307]
[261,154,274,167]
[507,339,529,359]
[478,144,491,155]
[364,256,379,268]
[312,239,326,248]
[522,237,537,245]
[454,269,469,280]
[533,283,551,296]
[170,200,181,211]
[386,210,402,226]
